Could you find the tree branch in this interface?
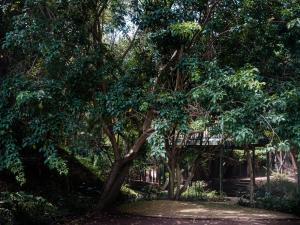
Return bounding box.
[120,26,140,62]
[103,123,121,161]
[186,0,222,51]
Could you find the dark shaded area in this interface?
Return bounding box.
[0,150,103,219]
[0,56,8,84]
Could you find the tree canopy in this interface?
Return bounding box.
[0,0,299,209]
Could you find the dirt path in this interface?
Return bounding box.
[63,200,300,225]
[65,214,300,225]
[118,200,299,220]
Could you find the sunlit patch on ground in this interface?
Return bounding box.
[118,200,299,220]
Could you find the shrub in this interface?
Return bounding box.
[255,173,295,201]
[181,181,225,201]
[120,185,143,202]
[139,185,161,200]
[206,190,221,201]
[261,173,297,198]
[255,195,300,215]
[0,207,14,225]
[0,192,58,225]
[239,173,299,216]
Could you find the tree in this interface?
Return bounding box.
[1,0,219,208]
[1,0,299,210]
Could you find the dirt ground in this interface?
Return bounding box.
[62,200,300,225]
[64,213,300,225]
[118,200,300,220]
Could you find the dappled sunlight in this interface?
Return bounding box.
[118,200,299,220]
[179,208,210,213]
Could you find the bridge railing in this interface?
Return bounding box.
[177,131,224,146]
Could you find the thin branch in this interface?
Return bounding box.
[120,26,140,62]
[260,114,281,143]
[186,0,222,51]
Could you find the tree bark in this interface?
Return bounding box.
[252,148,256,188]
[175,163,196,200]
[97,161,131,210]
[219,147,223,196]
[266,151,271,193]
[297,154,300,194]
[175,163,181,199]
[246,148,255,206]
[161,177,169,190]
[290,151,297,173]
[97,113,154,210]
[279,151,283,173]
[174,149,203,200]
[168,155,176,199]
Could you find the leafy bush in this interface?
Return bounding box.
[256,195,290,211]
[255,194,300,216]
[182,181,224,201]
[75,155,104,180]
[206,190,221,201]
[239,173,299,215]
[0,207,14,225]
[120,185,143,201]
[0,192,58,225]
[139,185,163,200]
[258,173,297,198]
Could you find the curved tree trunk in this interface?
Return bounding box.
[175,168,194,200]
[97,111,154,210]
[97,161,131,210]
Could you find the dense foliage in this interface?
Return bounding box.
[0,0,299,213]
[0,192,57,225]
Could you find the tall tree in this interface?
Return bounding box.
[1,0,299,209]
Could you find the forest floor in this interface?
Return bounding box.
[117,200,299,220]
[65,214,300,225]
[63,200,300,225]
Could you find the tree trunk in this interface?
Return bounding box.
[161,177,169,190]
[168,157,176,199]
[175,166,196,200]
[175,164,180,194]
[290,151,297,173]
[246,148,255,206]
[297,155,300,194]
[252,148,256,188]
[175,163,183,200]
[219,147,223,196]
[0,55,8,83]
[266,151,271,193]
[279,151,283,173]
[174,151,202,200]
[97,116,153,210]
[97,161,131,210]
